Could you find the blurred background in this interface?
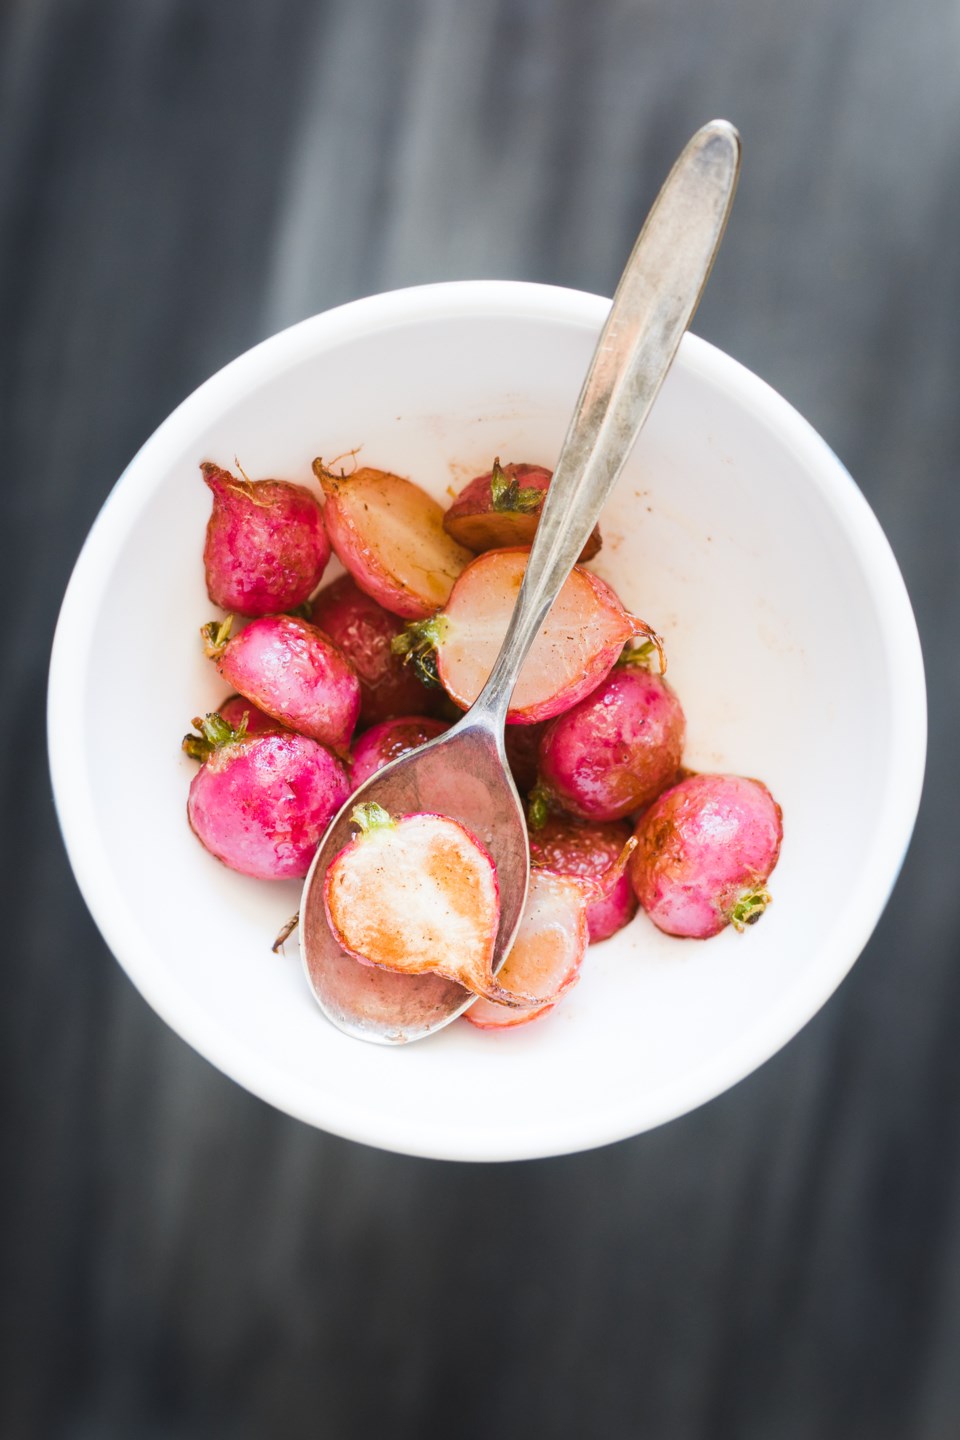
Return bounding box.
[3,1,958,1436]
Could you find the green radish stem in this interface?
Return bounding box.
[181,710,248,761]
[730,887,772,932]
[489,456,543,514]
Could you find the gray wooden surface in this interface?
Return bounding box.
[3,2,958,1436]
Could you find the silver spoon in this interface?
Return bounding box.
[300,119,741,1044]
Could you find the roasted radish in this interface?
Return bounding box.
[529,816,638,942]
[313,461,474,619]
[442,458,601,559]
[629,773,783,938]
[184,713,350,880]
[201,461,330,616]
[311,573,439,725]
[324,804,543,1007]
[350,716,449,789]
[216,693,288,736]
[393,548,662,724]
[465,838,636,1029]
[532,653,685,823]
[205,614,361,756]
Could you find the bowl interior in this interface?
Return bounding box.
[49,283,925,1161]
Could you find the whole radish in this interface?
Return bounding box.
[465,838,636,1030]
[201,461,330,616]
[532,650,685,824]
[629,773,783,938]
[314,461,474,619]
[311,573,438,725]
[529,817,638,942]
[393,548,663,725]
[324,804,545,1008]
[350,716,449,789]
[184,713,350,881]
[442,457,601,559]
[503,720,549,795]
[204,613,361,756]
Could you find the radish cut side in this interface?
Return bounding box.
[314,463,474,619]
[437,548,659,724]
[324,806,541,1006]
[465,870,589,1030]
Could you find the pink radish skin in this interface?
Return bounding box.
[216,694,288,736]
[535,665,685,822]
[442,460,602,560]
[201,462,331,616]
[186,722,350,880]
[314,462,474,619]
[465,837,637,1029]
[529,817,638,942]
[629,773,783,938]
[213,614,361,756]
[398,548,661,725]
[324,806,545,1007]
[350,716,449,789]
[311,573,438,725]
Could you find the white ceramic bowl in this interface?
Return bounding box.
[48,282,926,1162]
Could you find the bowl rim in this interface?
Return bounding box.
[47,279,927,1161]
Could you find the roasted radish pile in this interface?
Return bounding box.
[182,454,783,1033]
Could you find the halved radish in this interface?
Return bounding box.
[324,804,542,1007]
[442,458,601,559]
[464,836,636,1030]
[313,461,474,619]
[393,548,663,724]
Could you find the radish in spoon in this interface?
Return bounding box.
[392,547,663,724]
[442,457,602,559]
[629,773,783,938]
[204,613,361,756]
[313,461,474,619]
[201,461,331,616]
[323,804,548,1007]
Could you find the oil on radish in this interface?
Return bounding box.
[201,462,331,616]
[184,713,350,881]
[531,650,685,824]
[629,773,783,938]
[204,613,361,756]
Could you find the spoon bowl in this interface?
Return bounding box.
[301,717,526,1042]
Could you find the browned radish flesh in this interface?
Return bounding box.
[313,461,474,619]
[464,870,590,1030]
[442,458,602,560]
[323,804,544,1006]
[465,837,637,1030]
[395,548,663,724]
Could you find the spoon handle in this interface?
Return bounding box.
[472,119,741,727]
